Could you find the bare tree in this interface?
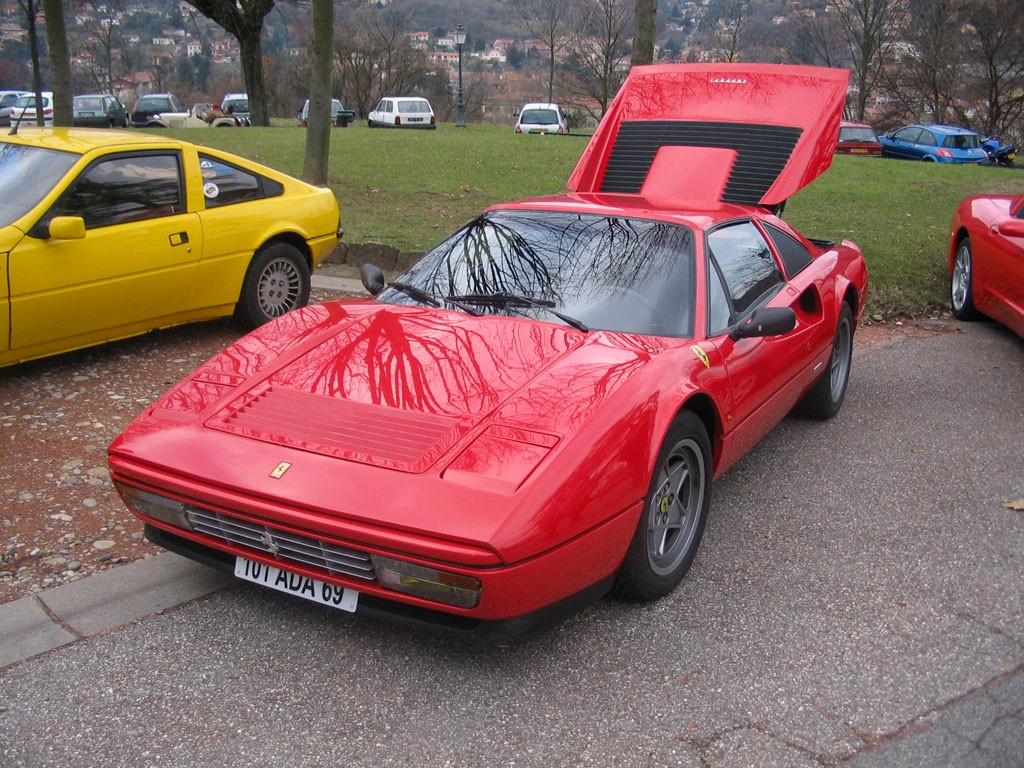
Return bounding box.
[793,10,845,68]
[512,0,574,103]
[42,0,72,126]
[829,0,905,122]
[962,0,1024,142]
[891,0,967,124]
[334,7,431,118]
[69,0,132,95]
[15,0,45,125]
[302,0,332,185]
[563,0,633,121]
[631,0,657,66]
[184,0,276,126]
[718,1,745,62]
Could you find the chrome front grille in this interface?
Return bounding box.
[187,508,376,581]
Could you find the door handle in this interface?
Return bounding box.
[169,232,189,246]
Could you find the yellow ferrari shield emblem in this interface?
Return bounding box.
[690,345,711,369]
[270,462,292,479]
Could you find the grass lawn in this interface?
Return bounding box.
[163,122,1024,317]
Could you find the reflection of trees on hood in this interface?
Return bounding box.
[278,308,577,417]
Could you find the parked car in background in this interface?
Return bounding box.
[368,97,435,129]
[72,94,129,128]
[299,98,357,127]
[220,93,251,125]
[107,63,867,645]
[0,90,31,127]
[514,102,569,134]
[9,92,54,126]
[130,93,184,127]
[835,120,881,156]
[0,128,342,368]
[949,191,1024,338]
[878,124,987,163]
[156,103,243,128]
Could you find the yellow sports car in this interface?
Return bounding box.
[0,128,341,368]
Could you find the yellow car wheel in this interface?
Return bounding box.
[235,243,311,328]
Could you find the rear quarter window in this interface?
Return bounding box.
[762,223,813,277]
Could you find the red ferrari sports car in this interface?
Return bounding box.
[950,192,1024,338]
[109,64,868,644]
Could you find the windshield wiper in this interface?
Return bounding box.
[447,292,589,332]
[388,282,481,315]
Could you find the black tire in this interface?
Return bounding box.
[950,236,978,320]
[799,303,853,420]
[614,411,712,601]
[234,243,310,329]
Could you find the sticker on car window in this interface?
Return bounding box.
[203,182,219,199]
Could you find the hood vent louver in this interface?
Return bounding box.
[599,120,802,206]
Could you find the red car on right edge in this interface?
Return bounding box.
[950,192,1024,338]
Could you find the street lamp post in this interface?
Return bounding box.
[453,24,466,128]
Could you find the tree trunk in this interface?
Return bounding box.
[631,0,657,66]
[185,0,275,126]
[237,32,268,126]
[42,0,72,126]
[303,0,334,185]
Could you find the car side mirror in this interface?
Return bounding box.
[997,219,1024,238]
[360,263,386,295]
[44,216,87,240]
[730,306,797,340]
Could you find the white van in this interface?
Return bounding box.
[515,103,569,135]
[368,97,436,129]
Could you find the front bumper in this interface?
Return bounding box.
[145,523,615,645]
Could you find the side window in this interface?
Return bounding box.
[706,260,732,337]
[918,130,937,147]
[53,153,182,229]
[199,154,280,208]
[706,221,784,317]
[762,223,813,277]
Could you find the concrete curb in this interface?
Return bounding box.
[1,553,233,669]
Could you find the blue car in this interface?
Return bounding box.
[878,124,987,163]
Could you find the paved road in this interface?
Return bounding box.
[1,319,1022,767]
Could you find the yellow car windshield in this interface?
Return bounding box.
[0,142,78,227]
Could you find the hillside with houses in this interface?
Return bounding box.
[0,0,1020,140]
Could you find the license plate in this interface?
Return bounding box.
[851,148,868,154]
[234,556,359,612]
[408,117,423,122]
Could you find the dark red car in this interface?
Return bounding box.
[836,120,882,156]
[950,192,1024,337]
[109,64,868,644]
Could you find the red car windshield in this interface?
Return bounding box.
[381,210,696,337]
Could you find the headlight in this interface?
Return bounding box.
[371,555,481,608]
[115,482,193,531]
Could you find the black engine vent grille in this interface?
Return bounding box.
[599,121,803,206]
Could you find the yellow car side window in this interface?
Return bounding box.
[55,153,183,229]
